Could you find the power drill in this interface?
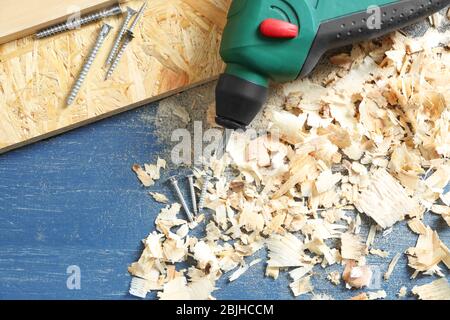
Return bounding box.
[215,0,449,130]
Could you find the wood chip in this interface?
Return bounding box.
[405,226,450,277]
[149,192,169,203]
[412,278,450,300]
[132,164,154,187]
[367,290,387,300]
[341,233,367,261]
[327,271,341,285]
[158,276,216,300]
[430,204,450,226]
[370,248,389,258]
[267,233,305,268]
[384,253,401,281]
[398,286,408,298]
[342,260,372,289]
[355,169,419,229]
[289,276,313,297]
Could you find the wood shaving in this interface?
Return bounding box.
[366,225,377,247]
[405,226,450,277]
[133,158,166,187]
[367,290,387,300]
[327,271,341,286]
[267,233,305,268]
[228,259,261,282]
[289,276,313,297]
[398,286,408,298]
[350,293,369,300]
[158,276,216,300]
[341,233,368,261]
[355,169,419,229]
[407,218,428,235]
[384,253,401,281]
[132,164,154,187]
[370,248,389,258]
[149,192,169,204]
[412,278,450,300]
[430,204,450,226]
[342,260,372,289]
[441,192,450,206]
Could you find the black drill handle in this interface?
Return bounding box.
[299,0,450,77]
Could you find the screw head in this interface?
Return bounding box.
[127,6,138,15]
[100,24,113,37]
[167,175,179,184]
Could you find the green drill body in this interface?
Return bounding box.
[221,0,396,86]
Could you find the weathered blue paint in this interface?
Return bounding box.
[0,103,448,300]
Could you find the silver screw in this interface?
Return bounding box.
[105,0,148,79]
[105,7,137,67]
[198,175,211,211]
[168,176,194,223]
[67,24,112,106]
[36,5,122,39]
[187,174,198,216]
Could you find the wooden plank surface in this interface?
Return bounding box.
[0,0,120,45]
[0,0,229,154]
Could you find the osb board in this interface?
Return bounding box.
[0,0,230,154]
[0,0,119,45]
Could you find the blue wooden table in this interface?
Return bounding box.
[0,101,448,300]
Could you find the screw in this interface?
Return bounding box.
[36,5,122,39]
[105,7,137,67]
[168,176,194,223]
[198,175,211,211]
[187,174,198,216]
[105,0,148,79]
[67,24,112,106]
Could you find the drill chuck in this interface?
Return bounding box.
[215,74,268,130]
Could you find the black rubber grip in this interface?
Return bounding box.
[299,0,450,77]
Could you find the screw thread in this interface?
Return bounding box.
[105,8,137,67]
[67,25,112,105]
[105,33,132,79]
[198,176,211,210]
[36,5,121,39]
[188,176,198,216]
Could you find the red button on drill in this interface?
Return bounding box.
[260,18,299,39]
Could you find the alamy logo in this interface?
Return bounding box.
[367,5,382,30]
[66,265,81,290]
[66,6,82,30]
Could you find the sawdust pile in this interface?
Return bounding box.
[129,26,450,300]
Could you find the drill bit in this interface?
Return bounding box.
[67,24,112,106]
[105,7,137,67]
[36,5,122,39]
[105,0,148,79]
[216,128,233,160]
